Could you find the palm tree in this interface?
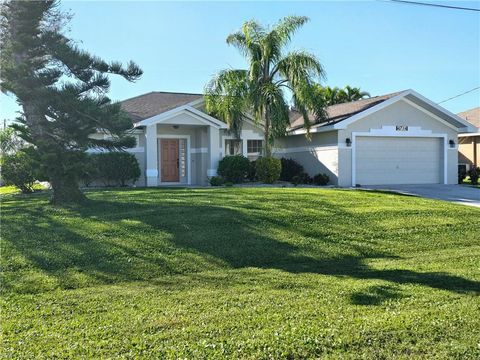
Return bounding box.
[205,16,327,157]
[316,85,370,105]
[341,86,370,102]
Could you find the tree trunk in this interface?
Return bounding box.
[264,111,271,157]
[50,176,86,205]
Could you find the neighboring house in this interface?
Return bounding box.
[457,107,480,171]
[99,89,475,187]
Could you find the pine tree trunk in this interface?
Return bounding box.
[50,176,86,205]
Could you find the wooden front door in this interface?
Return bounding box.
[161,139,179,182]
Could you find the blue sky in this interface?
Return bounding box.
[1,0,479,122]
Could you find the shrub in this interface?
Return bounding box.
[2,151,37,193]
[313,173,330,186]
[280,158,304,182]
[469,166,479,185]
[256,157,281,184]
[247,160,257,181]
[299,172,312,184]
[217,155,249,183]
[209,176,224,186]
[91,152,141,186]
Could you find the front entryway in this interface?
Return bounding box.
[161,139,179,182]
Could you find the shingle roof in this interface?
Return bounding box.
[457,107,480,128]
[120,91,203,123]
[288,90,406,130]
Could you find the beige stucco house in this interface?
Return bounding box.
[99,89,475,187]
[457,107,480,171]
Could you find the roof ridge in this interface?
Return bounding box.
[120,91,203,103]
[151,90,203,96]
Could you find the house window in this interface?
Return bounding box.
[225,139,242,156]
[247,140,263,154]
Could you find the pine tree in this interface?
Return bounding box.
[0,0,143,204]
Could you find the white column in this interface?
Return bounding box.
[207,126,220,177]
[145,124,158,186]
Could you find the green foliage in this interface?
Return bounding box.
[314,85,370,106]
[1,188,479,358]
[468,166,479,185]
[205,16,327,155]
[0,1,142,204]
[0,126,24,160]
[217,155,250,183]
[256,157,282,184]
[312,173,330,185]
[209,176,224,186]
[1,151,37,193]
[280,157,304,181]
[247,160,257,181]
[85,152,141,186]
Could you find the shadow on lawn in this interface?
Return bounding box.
[2,189,479,301]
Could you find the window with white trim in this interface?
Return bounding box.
[225,139,242,156]
[247,140,263,154]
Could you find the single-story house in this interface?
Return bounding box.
[457,107,480,172]
[102,89,475,187]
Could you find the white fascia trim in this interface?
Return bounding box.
[134,105,227,129]
[458,132,480,137]
[334,89,477,132]
[351,126,449,186]
[401,98,462,132]
[406,89,478,132]
[334,91,411,130]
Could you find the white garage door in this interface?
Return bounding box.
[355,136,443,185]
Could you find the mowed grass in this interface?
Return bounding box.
[1,188,479,359]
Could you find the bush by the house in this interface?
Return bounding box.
[80,155,101,187]
[280,158,304,182]
[247,160,257,181]
[90,152,141,186]
[469,166,479,185]
[217,155,250,183]
[2,151,37,193]
[256,157,281,184]
[209,176,224,186]
[313,173,330,186]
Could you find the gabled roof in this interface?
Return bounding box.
[289,91,404,130]
[458,107,480,128]
[120,91,203,123]
[288,89,477,134]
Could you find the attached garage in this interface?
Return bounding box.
[282,89,477,187]
[354,136,444,185]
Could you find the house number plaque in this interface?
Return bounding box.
[396,125,408,131]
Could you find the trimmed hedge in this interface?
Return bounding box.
[217,155,249,183]
[256,157,281,184]
[82,152,141,186]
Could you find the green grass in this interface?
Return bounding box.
[462,176,480,188]
[0,183,46,195]
[1,188,479,359]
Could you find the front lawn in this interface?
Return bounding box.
[2,188,479,358]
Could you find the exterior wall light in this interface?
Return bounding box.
[346,138,352,147]
[173,125,179,129]
[449,139,455,148]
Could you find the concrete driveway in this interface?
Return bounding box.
[363,184,480,208]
